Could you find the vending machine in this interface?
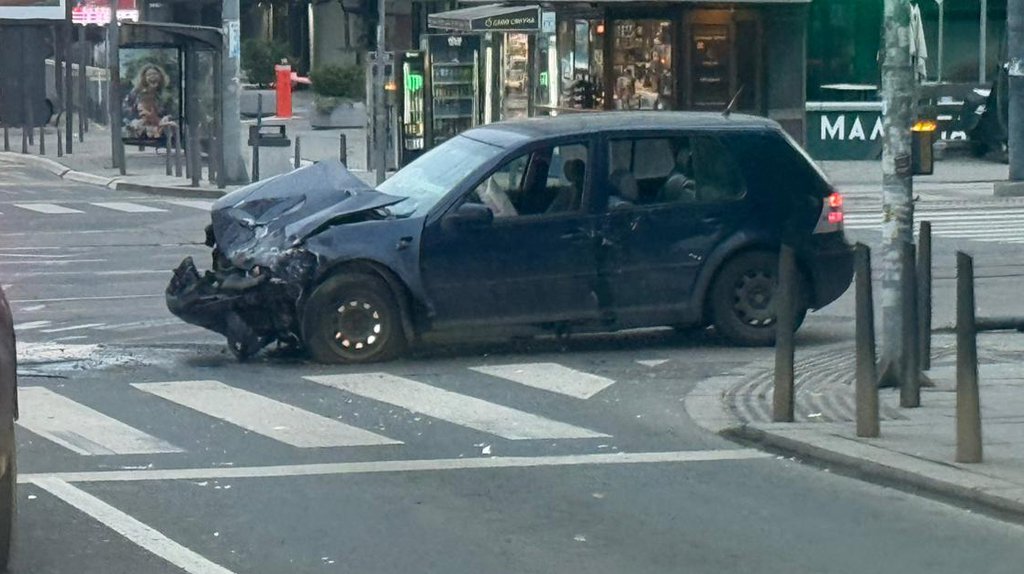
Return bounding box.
[423,34,482,149]
[396,51,426,167]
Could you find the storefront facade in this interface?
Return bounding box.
[529,0,809,140]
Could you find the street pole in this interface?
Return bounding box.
[937,0,944,82]
[1008,0,1024,183]
[107,0,123,172]
[878,0,916,388]
[373,0,387,185]
[222,0,250,184]
[980,0,988,84]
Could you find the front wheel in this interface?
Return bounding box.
[301,273,406,364]
[708,251,807,346]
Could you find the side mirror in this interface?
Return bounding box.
[443,203,494,231]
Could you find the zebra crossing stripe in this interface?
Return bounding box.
[469,363,615,399]
[306,373,609,440]
[91,202,168,213]
[163,199,214,211]
[14,203,84,214]
[17,387,183,455]
[132,380,401,448]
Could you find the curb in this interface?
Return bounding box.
[0,151,227,199]
[684,357,1024,520]
[727,425,1024,520]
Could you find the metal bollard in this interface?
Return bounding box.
[773,244,797,423]
[294,135,301,169]
[173,125,183,178]
[39,125,45,156]
[21,122,27,154]
[855,243,880,437]
[339,132,348,166]
[189,125,200,188]
[165,132,172,176]
[57,121,63,157]
[3,125,8,152]
[918,221,932,371]
[252,94,263,182]
[955,251,983,463]
[900,242,920,408]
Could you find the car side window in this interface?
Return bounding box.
[605,135,746,209]
[465,143,589,218]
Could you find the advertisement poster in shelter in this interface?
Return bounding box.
[119,47,181,145]
[0,0,66,20]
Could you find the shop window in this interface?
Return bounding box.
[611,20,673,110]
[557,18,604,110]
[467,143,589,217]
[606,136,745,208]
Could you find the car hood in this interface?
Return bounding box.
[210,161,405,269]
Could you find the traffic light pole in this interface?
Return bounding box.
[878,0,916,388]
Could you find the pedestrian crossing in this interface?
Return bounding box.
[17,362,629,457]
[0,199,212,216]
[844,204,1024,244]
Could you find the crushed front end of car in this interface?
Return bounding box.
[166,161,402,359]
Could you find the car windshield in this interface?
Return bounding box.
[378,135,505,217]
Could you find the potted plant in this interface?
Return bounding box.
[239,39,289,117]
[309,64,366,129]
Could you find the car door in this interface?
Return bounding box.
[598,133,749,321]
[419,139,602,328]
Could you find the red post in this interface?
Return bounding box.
[275,64,292,119]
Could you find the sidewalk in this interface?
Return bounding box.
[686,331,1024,517]
[0,89,378,198]
[0,101,1015,201]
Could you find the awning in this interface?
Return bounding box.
[428,4,542,33]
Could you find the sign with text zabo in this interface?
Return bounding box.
[0,0,67,20]
[71,0,139,25]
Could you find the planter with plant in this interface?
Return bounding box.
[309,64,366,129]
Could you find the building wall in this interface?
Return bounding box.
[765,5,808,142]
[310,0,413,70]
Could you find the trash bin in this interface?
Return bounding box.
[248,124,292,180]
[911,120,937,175]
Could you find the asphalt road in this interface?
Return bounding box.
[4,156,1024,574]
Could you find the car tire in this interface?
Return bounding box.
[302,273,406,364]
[709,251,807,347]
[0,427,15,571]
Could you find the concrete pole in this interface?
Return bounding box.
[373,0,387,185]
[980,0,988,84]
[1008,0,1024,182]
[878,0,916,389]
[222,0,250,184]
[772,245,797,423]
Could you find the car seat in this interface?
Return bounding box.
[608,169,639,209]
[547,158,585,213]
[659,148,696,203]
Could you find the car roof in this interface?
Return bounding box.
[466,112,780,143]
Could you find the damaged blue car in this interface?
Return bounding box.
[167,112,853,364]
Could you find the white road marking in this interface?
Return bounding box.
[13,203,84,214]
[17,387,183,455]
[18,304,45,312]
[9,294,162,304]
[51,335,89,342]
[469,363,616,399]
[39,323,106,333]
[0,253,74,258]
[164,199,214,211]
[21,449,771,484]
[15,321,51,331]
[0,258,106,266]
[31,478,237,574]
[306,373,609,440]
[636,359,670,367]
[132,380,401,448]
[91,202,167,213]
[97,318,184,331]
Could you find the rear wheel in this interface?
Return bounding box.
[301,273,406,364]
[709,251,807,346]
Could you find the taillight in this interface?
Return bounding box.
[814,191,845,234]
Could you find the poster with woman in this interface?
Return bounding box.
[119,48,181,144]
